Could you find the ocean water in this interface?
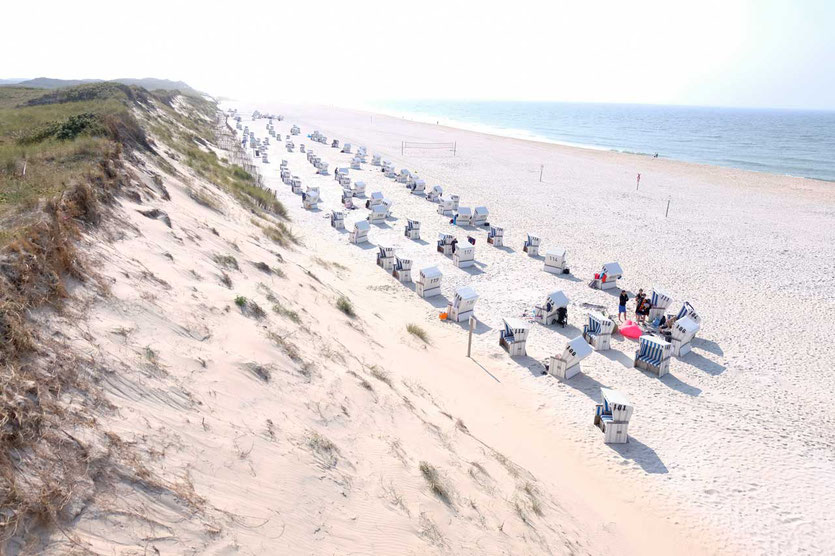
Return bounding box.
[373,100,835,182]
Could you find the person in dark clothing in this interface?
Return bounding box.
[618,290,629,322]
[634,289,646,320]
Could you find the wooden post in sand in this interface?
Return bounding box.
[467,316,476,357]
[401,141,404,156]
[539,165,543,182]
[665,197,671,217]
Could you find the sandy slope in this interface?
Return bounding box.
[28,104,708,555]
[218,102,835,555]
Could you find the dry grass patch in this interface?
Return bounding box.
[407,324,429,343]
[336,296,355,317]
[307,431,339,469]
[419,462,452,506]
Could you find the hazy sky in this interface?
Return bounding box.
[3,0,833,109]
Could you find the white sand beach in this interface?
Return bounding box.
[216,101,835,554]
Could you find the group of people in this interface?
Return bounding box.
[618,288,651,323]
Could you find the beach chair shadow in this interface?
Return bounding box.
[555,371,609,402]
[556,273,583,283]
[608,437,668,474]
[425,295,450,309]
[412,239,430,246]
[495,245,516,254]
[550,323,584,339]
[692,337,724,356]
[447,318,492,335]
[459,264,485,276]
[507,354,543,378]
[679,351,726,376]
[352,242,376,250]
[659,373,702,397]
[601,349,635,369]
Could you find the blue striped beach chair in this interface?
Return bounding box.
[634,335,671,377]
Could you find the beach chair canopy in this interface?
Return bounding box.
[354,181,366,188]
[354,220,370,231]
[395,257,412,270]
[438,233,455,242]
[562,336,593,365]
[601,262,623,277]
[378,246,395,257]
[421,266,442,279]
[671,316,700,342]
[601,388,633,415]
[474,206,488,217]
[455,286,478,302]
[526,234,540,244]
[432,185,443,194]
[489,226,504,236]
[370,205,387,215]
[503,317,530,334]
[546,290,569,309]
[587,312,614,334]
[371,191,384,200]
[407,219,420,228]
[651,288,673,308]
[676,301,701,324]
[457,207,473,217]
[546,247,567,259]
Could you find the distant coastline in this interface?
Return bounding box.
[360,100,835,182]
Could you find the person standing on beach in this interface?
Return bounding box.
[634,288,646,320]
[618,290,629,322]
[637,173,641,189]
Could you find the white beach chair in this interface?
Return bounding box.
[300,144,305,153]
[342,143,352,154]
[290,125,300,135]
[396,169,411,184]
[351,159,362,170]
[291,177,302,194]
[437,233,456,256]
[367,204,387,223]
[302,187,320,210]
[523,234,540,257]
[450,195,460,211]
[634,335,672,377]
[393,256,413,282]
[545,336,593,380]
[427,185,443,202]
[330,210,345,230]
[352,181,366,197]
[335,167,349,181]
[317,162,329,175]
[582,312,615,351]
[594,388,633,444]
[446,286,478,322]
[486,226,504,247]
[384,163,397,179]
[404,219,421,240]
[544,248,568,274]
[499,317,531,357]
[473,206,489,227]
[533,290,569,326]
[332,139,340,149]
[349,220,370,244]
[376,246,396,272]
[454,207,473,227]
[367,191,384,208]
[416,266,442,298]
[342,191,355,209]
[670,316,700,357]
[675,301,701,326]
[410,179,426,195]
[381,198,394,218]
[261,153,269,163]
[649,287,674,322]
[437,198,455,217]
[339,175,352,188]
[372,154,381,166]
[453,243,475,268]
[590,262,623,291]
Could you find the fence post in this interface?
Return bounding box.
[539,164,543,182]
[467,316,476,357]
[665,197,671,217]
[401,141,404,156]
[454,142,457,157]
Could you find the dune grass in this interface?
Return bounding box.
[336,295,355,317]
[407,324,429,343]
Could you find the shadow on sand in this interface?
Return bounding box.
[602,349,635,369]
[692,337,724,357]
[659,372,702,397]
[351,242,377,251]
[494,245,516,254]
[679,351,727,376]
[609,437,669,474]
[555,371,610,402]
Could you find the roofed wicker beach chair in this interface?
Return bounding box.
[582,312,615,351]
[301,187,320,210]
[410,178,426,195]
[487,226,504,247]
[523,234,540,257]
[350,158,362,170]
[499,317,531,357]
[330,210,345,230]
[349,220,370,244]
[366,191,384,208]
[533,290,569,326]
[416,266,442,298]
[352,181,366,197]
[454,207,473,226]
[404,219,421,240]
[545,336,593,380]
[376,246,396,272]
[427,185,443,202]
[590,262,623,290]
[453,243,475,268]
[342,143,352,153]
[446,286,478,322]
[332,139,340,149]
[372,153,381,166]
[544,247,568,274]
[649,287,674,322]
[473,206,489,227]
[670,316,700,357]
[396,168,411,184]
[437,197,455,217]
[290,125,300,135]
[594,388,633,444]
[393,256,413,282]
[367,204,387,223]
[634,335,671,377]
[437,233,456,255]
[290,177,302,194]
[341,190,355,209]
